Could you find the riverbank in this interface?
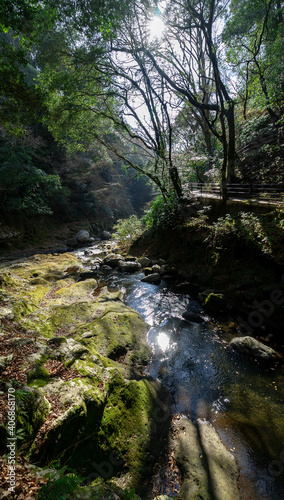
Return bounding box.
[129,213,284,349]
[0,247,166,499]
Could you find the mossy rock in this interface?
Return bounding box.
[70,481,142,499]
[203,292,227,314]
[27,364,50,383]
[52,279,98,304]
[29,371,165,489]
[29,378,105,464]
[0,251,158,492]
[15,386,50,443]
[97,372,160,483]
[198,289,214,304]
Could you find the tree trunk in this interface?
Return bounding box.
[226,102,236,183]
[169,162,183,198]
[220,113,228,203]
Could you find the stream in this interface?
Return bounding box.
[76,245,284,500]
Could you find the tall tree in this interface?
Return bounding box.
[223,0,284,122]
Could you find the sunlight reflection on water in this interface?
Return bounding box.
[156,331,170,352]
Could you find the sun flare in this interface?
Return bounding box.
[149,16,165,39]
[157,331,170,352]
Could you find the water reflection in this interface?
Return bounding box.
[156,332,170,352]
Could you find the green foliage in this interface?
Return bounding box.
[0,144,63,216]
[236,114,284,182]
[223,0,284,118]
[112,215,143,245]
[0,34,43,134]
[143,194,184,229]
[36,466,84,500]
[123,488,137,499]
[187,207,211,230]
[206,212,272,263]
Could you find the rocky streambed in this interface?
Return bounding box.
[0,241,284,499]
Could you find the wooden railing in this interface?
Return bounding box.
[187,183,284,202]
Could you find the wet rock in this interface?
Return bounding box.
[171,415,240,500]
[76,230,90,243]
[160,264,178,277]
[48,243,69,254]
[144,267,154,276]
[162,275,177,281]
[141,273,161,284]
[138,256,152,268]
[152,264,161,273]
[182,312,204,323]
[175,282,200,296]
[118,260,141,273]
[198,289,214,304]
[203,292,227,314]
[66,238,78,247]
[92,257,103,266]
[229,336,279,361]
[103,253,124,267]
[101,230,111,240]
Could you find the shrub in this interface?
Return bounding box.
[36,466,84,500]
[112,214,143,245]
[206,212,272,263]
[142,194,183,229]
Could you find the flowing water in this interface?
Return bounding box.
[77,246,284,500]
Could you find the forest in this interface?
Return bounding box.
[0,1,284,499]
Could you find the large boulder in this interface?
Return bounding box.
[203,292,227,314]
[229,336,279,361]
[118,260,142,273]
[138,257,152,268]
[141,273,161,284]
[101,230,111,240]
[76,230,90,243]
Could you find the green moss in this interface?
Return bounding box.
[16,388,50,443]
[71,481,142,499]
[203,293,227,314]
[71,358,103,382]
[28,365,50,383]
[52,279,98,304]
[29,379,106,466]
[0,272,16,288]
[81,308,149,359]
[98,372,156,485]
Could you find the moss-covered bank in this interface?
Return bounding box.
[0,252,170,499]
